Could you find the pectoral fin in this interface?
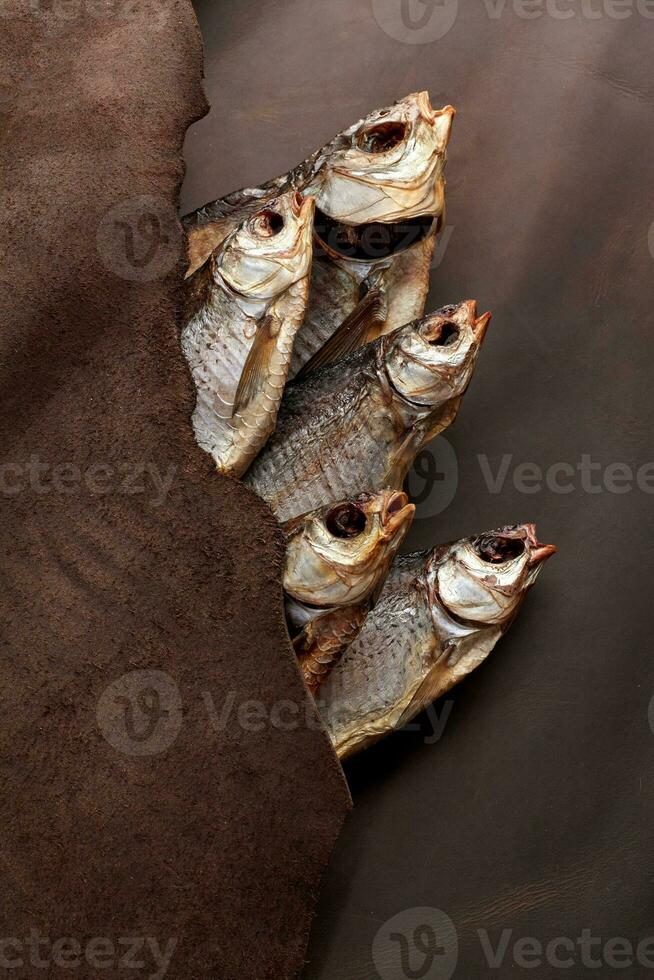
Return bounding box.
[232,314,279,418]
[296,276,388,379]
[384,428,423,489]
[294,606,368,696]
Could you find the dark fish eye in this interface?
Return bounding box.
[358,121,407,154]
[437,304,458,317]
[474,536,525,563]
[325,503,367,539]
[253,210,284,237]
[428,320,459,346]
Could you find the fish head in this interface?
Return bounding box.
[217,190,315,300]
[282,490,415,608]
[304,92,455,225]
[429,523,557,627]
[384,300,491,407]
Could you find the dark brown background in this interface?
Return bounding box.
[0,4,349,979]
[183,1,654,977]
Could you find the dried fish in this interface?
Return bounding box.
[318,524,557,758]
[283,491,414,694]
[245,301,490,521]
[181,191,314,478]
[183,92,455,374]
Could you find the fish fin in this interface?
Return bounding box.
[397,627,502,730]
[232,314,279,418]
[294,606,368,696]
[295,277,388,379]
[383,428,423,489]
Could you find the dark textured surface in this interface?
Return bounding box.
[184,2,654,977]
[0,4,350,978]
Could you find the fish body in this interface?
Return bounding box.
[318,525,557,758]
[181,192,314,478]
[289,222,437,378]
[282,491,415,694]
[183,93,454,373]
[245,302,490,521]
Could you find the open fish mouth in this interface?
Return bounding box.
[313,208,437,263]
[473,523,558,568]
[520,523,558,565]
[379,491,415,539]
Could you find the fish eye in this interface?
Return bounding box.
[473,536,525,564]
[252,210,284,237]
[428,320,459,346]
[358,121,407,154]
[325,503,367,539]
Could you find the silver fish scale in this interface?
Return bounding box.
[182,279,307,475]
[289,258,359,378]
[184,288,249,413]
[320,553,504,757]
[244,341,418,521]
[289,231,436,379]
[319,579,437,751]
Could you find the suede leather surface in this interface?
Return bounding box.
[183,2,654,978]
[0,3,351,978]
